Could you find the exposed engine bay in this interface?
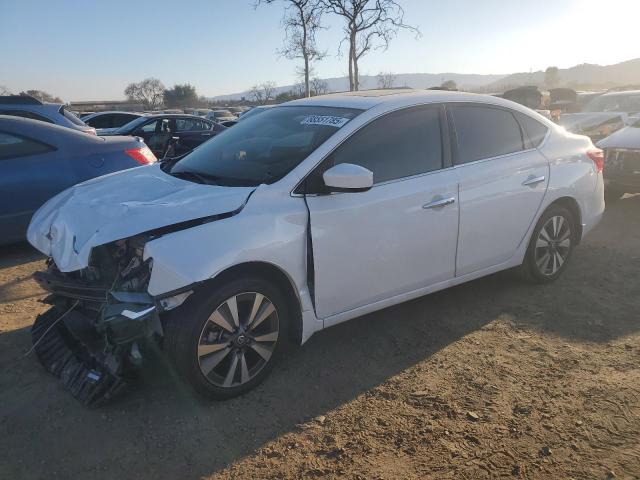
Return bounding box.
[31,235,176,406]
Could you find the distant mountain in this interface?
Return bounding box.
[210,58,640,101]
[210,72,507,101]
[489,58,640,90]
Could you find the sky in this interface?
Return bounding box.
[1,0,639,101]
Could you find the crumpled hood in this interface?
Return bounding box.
[559,112,627,133]
[27,164,255,272]
[597,124,640,150]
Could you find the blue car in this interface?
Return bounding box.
[0,115,157,245]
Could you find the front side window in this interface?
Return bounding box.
[330,106,443,184]
[168,106,361,186]
[450,105,524,164]
[0,131,53,160]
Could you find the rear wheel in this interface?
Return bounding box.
[520,205,576,283]
[164,276,288,400]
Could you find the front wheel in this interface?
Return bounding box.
[164,276,288,400]
[520,205,576,283]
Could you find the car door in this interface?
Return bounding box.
[448,104,550,276]
[0,131,70,243]
[174,117,214,151]
[138,118,172,157]
[304,105,460,320]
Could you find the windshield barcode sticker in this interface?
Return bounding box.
[301,115,350,128]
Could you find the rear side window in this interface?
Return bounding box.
[59,106,87,126]
[85,115,111,128]
[331,106,443,184]
[515,112,549,147]
[0,109,53,123]
[0,131,53,160]
[449,105,524,164]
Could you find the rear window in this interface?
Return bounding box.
[0,109,54,123]
[515,112,549,147]
[450,105,524,164]
[59,106,87,126]
[0,131,53,160]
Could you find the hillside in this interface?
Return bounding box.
[489,58,640,90]
[211,58,640,101]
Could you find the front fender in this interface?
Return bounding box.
[143,188,308,300]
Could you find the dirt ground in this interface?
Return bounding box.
[1,197,639,480]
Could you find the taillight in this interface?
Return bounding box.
[87,129,97,136]
[125,146,157,165]
[587,149,604,173]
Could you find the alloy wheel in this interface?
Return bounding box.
[534,215,572,276]
[197,292,279,388]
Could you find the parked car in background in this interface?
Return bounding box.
[81,111,145,130]
[26,90,604,404]
[0,115,155,245]
[206,109,237,123]
[99,114,225,158]
[0,95,96,135]
[560,90,640,142]
[237,105,274,122]
[597,119,640,201]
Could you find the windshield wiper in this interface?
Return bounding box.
[169,170,218,185]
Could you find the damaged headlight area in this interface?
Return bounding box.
[31,235,169,406]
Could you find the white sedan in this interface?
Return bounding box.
[27,89,605,403]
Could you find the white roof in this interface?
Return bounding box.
[284,88,546,119]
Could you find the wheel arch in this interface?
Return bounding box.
[198,261,304,345]
[545,196,583,244]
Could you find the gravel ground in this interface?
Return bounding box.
[1,196,639,480]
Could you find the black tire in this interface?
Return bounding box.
[163,275,289,400]
[604,187,625,203]
[520,204,576,284]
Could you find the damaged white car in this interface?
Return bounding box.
[27,90,605,405]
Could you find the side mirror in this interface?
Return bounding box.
[322,163,373,192]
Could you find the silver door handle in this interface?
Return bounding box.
[522,175,546,187]
[423,196,456,209]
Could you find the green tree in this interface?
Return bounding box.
[164,84,199,108]
[440,80,457,90]
[545,66,560,88]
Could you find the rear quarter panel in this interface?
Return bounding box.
[538,127,604,238]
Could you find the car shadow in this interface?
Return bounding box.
[0,197,638,479]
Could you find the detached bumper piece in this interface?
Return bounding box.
[31,306,128,407]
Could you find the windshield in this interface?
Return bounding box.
[168,105,362,186]
[238,106,269,122]
[583,93,640,113]
[59,106,88,126]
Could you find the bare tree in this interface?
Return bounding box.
[311,76,329,95]
[291,81,306,98]
[250,82,278,104]
[321,0,420,91]
[261,81,278,102]
[124,78,165,110]
[249,85,265,103]
[0,85,12,95]
[377,71,396,89]
[258,0,325,98]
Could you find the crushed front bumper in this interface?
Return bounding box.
[31,265,161,406]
